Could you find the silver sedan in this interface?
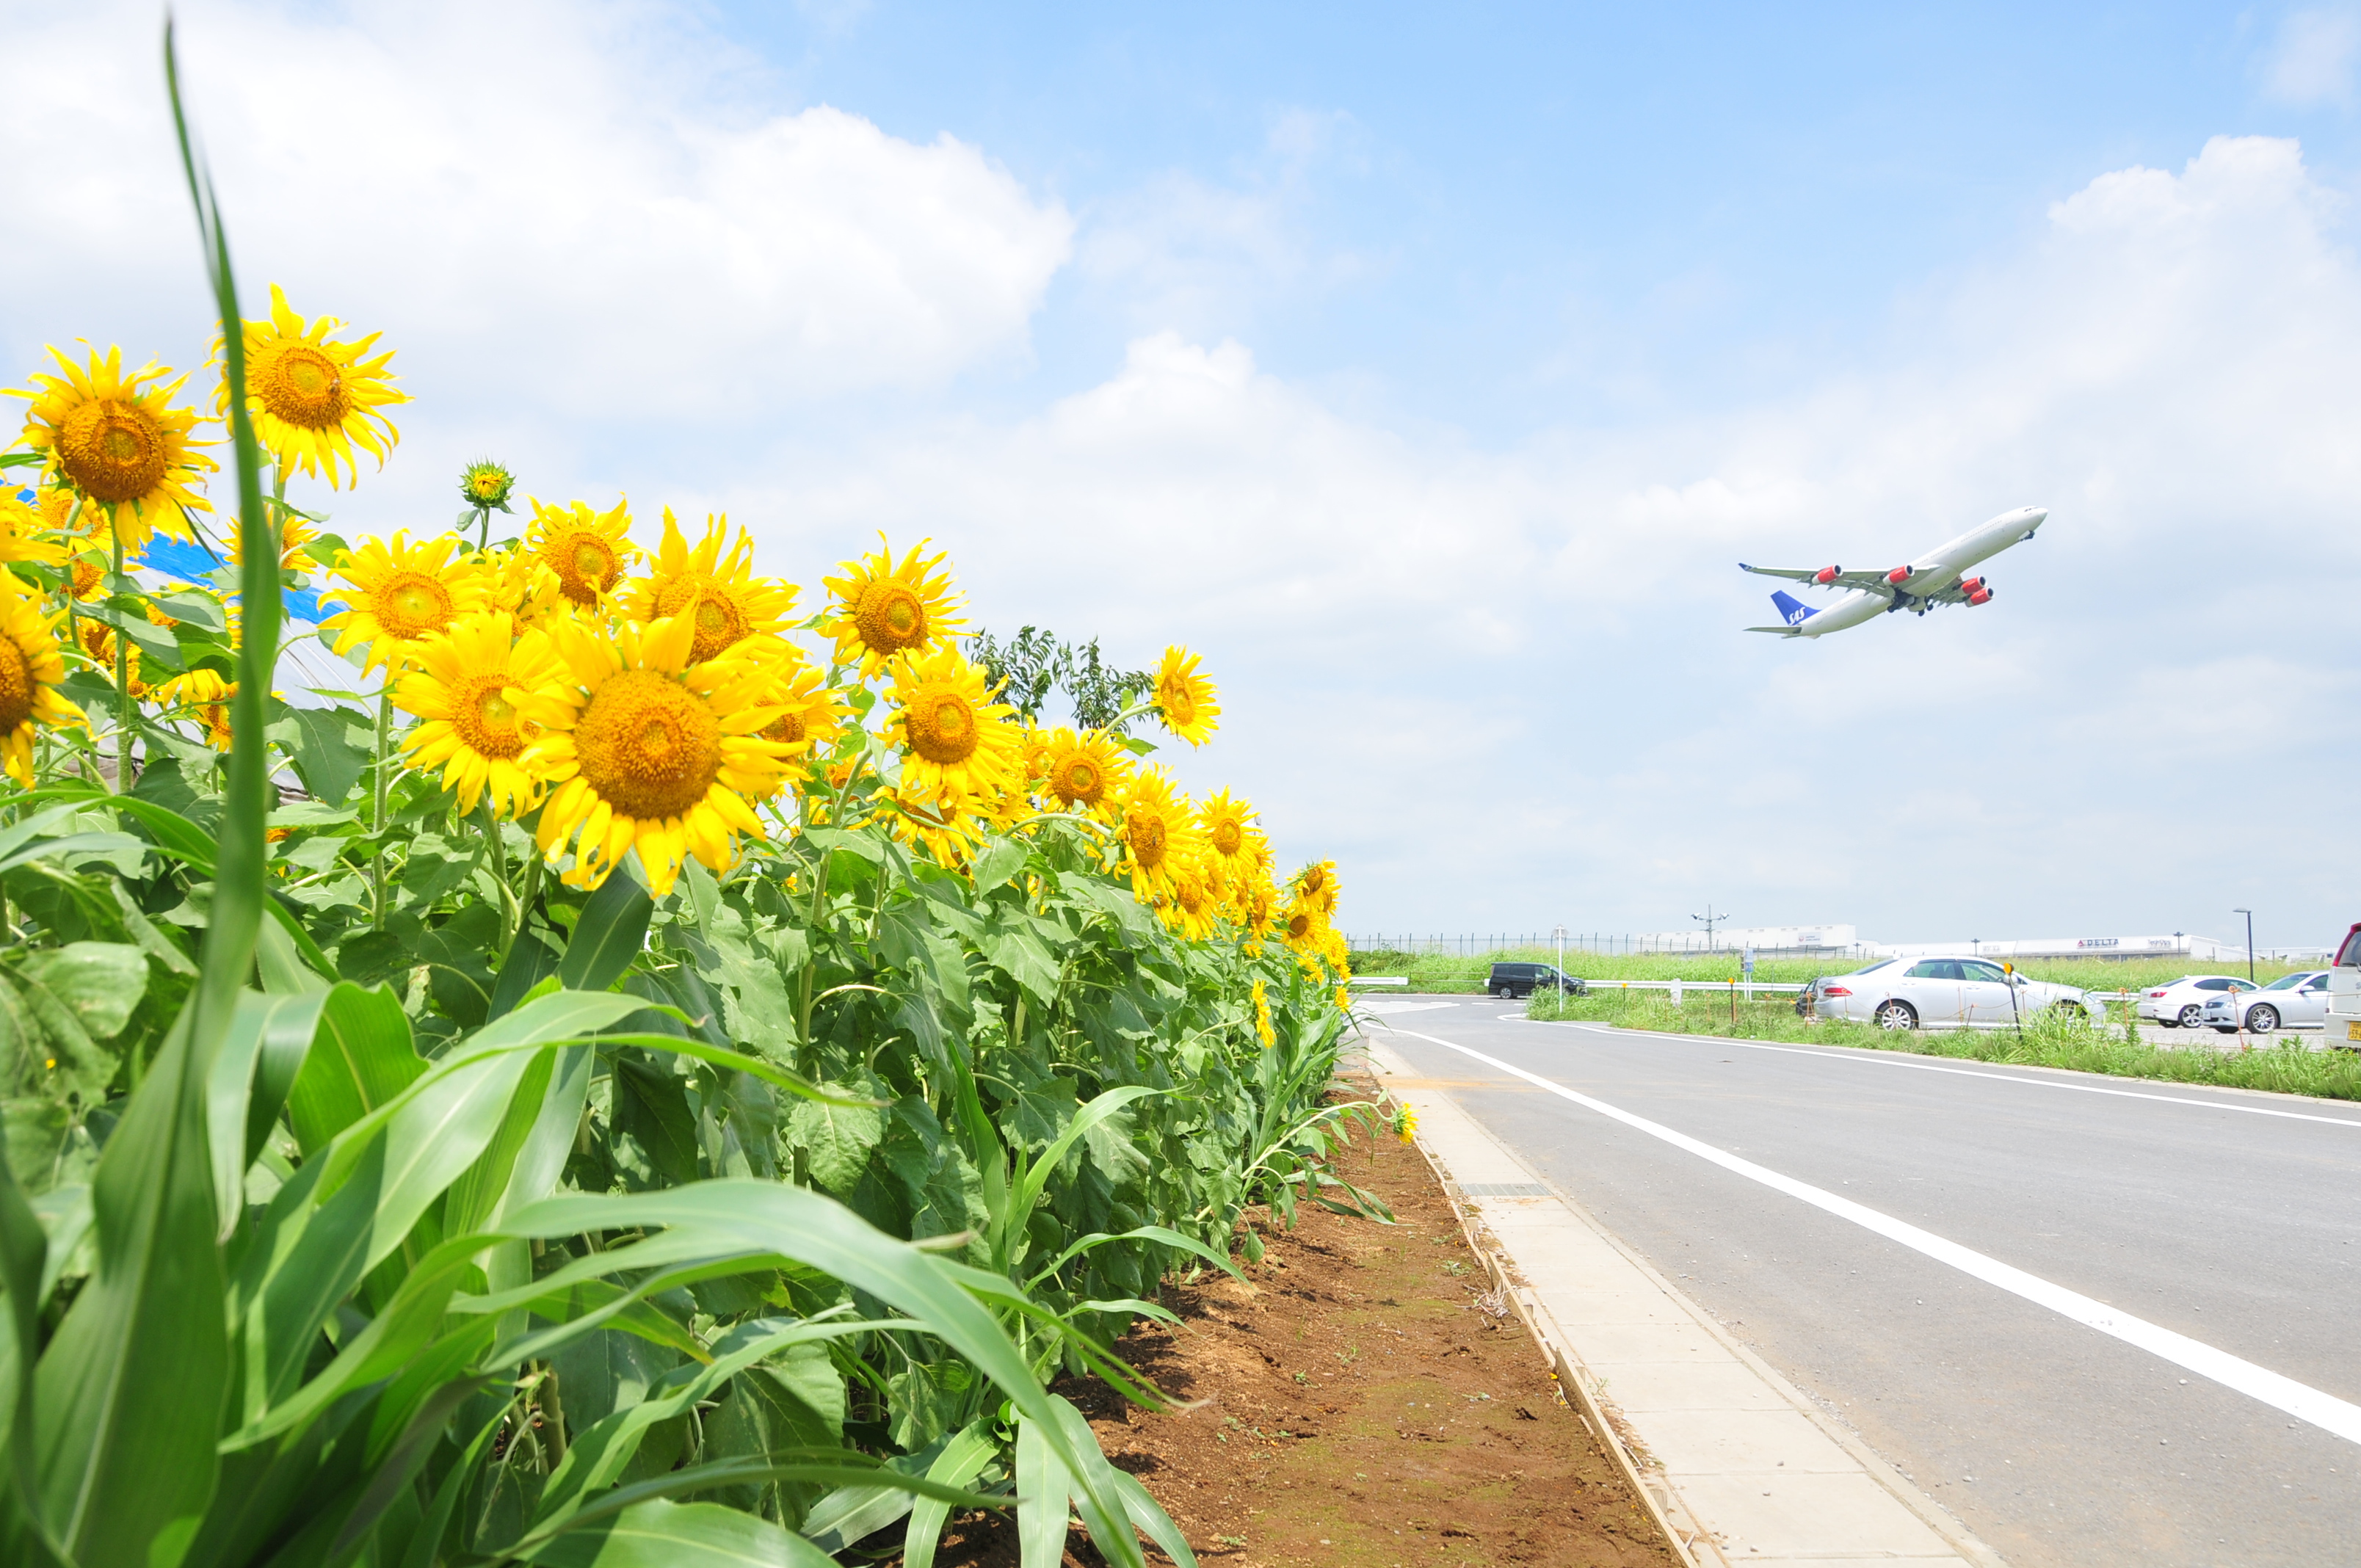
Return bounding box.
[2195,970,2330,1034]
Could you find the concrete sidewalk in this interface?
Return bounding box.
[1360,1034,2003,1567]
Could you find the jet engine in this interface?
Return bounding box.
[1813,565,1842,584]
[1885,565,1914,584]
[1956,576,1984,594]
[1966,585,1993,606]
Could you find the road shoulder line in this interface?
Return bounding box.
[1360,1031,2000,1567]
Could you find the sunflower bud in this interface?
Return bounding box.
[460,459,517,512]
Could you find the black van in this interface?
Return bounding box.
[1487,962,1586,999]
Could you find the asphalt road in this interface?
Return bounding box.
[1359,997,2361,1568]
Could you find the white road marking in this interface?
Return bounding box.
[1518,1016,2361,1130]
[1355,998,1463,1017]
[1385,1024,2361,1446]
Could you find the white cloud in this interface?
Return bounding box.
[2262,7,2361,106]
[0,0,1073,419]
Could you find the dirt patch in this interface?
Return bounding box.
[929,1086,1681,1567]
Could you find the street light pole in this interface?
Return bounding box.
[1553,923,1567,988]
[2233,907,2254,983]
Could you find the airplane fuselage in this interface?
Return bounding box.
[1788,506,2046,638]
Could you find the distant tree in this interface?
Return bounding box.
[967,625,1155,733]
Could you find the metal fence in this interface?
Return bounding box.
[1344,932,1873,959]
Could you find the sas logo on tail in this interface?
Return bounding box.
[1769,590,1818,627]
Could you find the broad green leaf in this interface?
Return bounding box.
[1015,1412,1073,1568]
[266,706,370,810]
[786,1091,882,1192]
[967,835,1029,893]
[15,943,147,1042]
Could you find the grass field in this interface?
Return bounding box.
[1350,946,2315,995]
[1517,984,2361,1103]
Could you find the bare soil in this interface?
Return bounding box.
[928,1086,1681,1567]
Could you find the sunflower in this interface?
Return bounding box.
[460,459,517,512]
[1116,766,1205,904]
[37,490,87,537]
[819,537,965,676]
[319,532,493,675]
[217,284,407,490]
[883,645,1024,819]
[76,621,146,700]
[1152,645,1219,747]
[0,495,65,570]
[747,643,846,767]
[156,668,234,752]
[0,593,81,783]
[1251,976,1276,1048]
[7,346,214,556]
[881,786,993,868]
[1035,725,1130,817]
[529,497,637,608]
[65,556,104,602]
[623,509,797,664]
[1198,788,1262,868]
[231,510,321,575]
[518,611,794,897]
[1163,854,1220,942]
[1294,858,1339,919]
[395,611,566,818]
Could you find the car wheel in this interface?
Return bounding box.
[1874,999,1918,1031]
[2247,1005,2279,1034]
[2213,1026,2239,1035]
[2177,1004,2205,1027]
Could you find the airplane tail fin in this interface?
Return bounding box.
[1769,589,1817,628]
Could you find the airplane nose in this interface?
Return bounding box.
[2023,507,2048,529]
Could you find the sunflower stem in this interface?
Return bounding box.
[485,802,519,961]
[370,689,391,930]
[110,521,129,794]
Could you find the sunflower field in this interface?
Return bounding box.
[0,50,1365,1568]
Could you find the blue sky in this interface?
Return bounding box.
[7,1,2361,950]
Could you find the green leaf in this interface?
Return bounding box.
[521,1498,841,1567]
[208,990,329,1237]
[785,1091,882,1192]
[266,705,371,811]
[561,871,653,993]
[1015,1412,1073,1568]
[968,835,1029,893]
[899,1418,999,1568]
[284,983,421,1156]
[32,1003,226,1567]
[15,944,148,1042]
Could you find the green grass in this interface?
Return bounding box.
[1351,947,2313,995]
[1522,986,2361,1103]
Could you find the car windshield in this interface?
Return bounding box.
[1844,959,1897,976]
[2260,972,2310,990]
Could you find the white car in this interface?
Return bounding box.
[2194,970,2330,1035]
[2136,975,2259,1029]
[1816,956,2095,1031]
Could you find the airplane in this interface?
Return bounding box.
[1740,505,2048,639]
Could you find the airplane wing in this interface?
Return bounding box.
[1745,625,1802,636]
[1737,563,1896,595]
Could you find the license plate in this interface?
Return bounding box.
[2348,1021,2361,1042]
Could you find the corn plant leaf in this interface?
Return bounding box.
[32,1003,225,1568]
[899,1418,1000,1568]
[284,982,421,1155]
[1014,1411,1073,1568]
[208,990,329,1236]
[523,1497,841,1567]
[505,1181,1149,1568]
[560,871,654,994]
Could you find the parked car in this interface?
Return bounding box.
[2194,970,2330,1034]
[2136,975,2259,1028]
[1814,956,2093,1030]
[2326,923,2361,1049]
[1490,962,1586,998]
